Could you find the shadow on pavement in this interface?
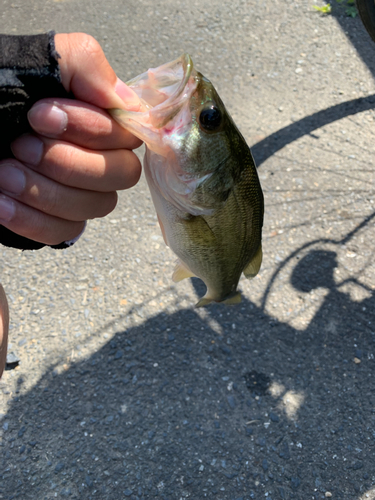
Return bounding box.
[2,34,375,496]
[252,94,375,167]
[261,210,375,311]
[330,1,375,79]
[1,215,374,500]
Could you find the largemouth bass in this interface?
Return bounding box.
[110,54,264,307]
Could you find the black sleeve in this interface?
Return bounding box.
[0,31,74,250]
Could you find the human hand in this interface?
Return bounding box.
[0,33,142,246]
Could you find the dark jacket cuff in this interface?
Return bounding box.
[0,31,74,250]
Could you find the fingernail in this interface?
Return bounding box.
[0,164,26,195]
[28,102,68,136]
[0,195,15,221]
[11,135,43,166]
[115,78,142,111]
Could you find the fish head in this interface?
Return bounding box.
[110,54,244,215]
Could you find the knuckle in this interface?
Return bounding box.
[82,112,113,147]
[78,34,103,59]
[33,218,83,246]
[93,192,118,218]
[26,212,52,244]
[122,132,143,151]
[39,182,60,216]
[9,201,82,246]
[45,143,77,186]
[106,192,118,215]
[121,153,142,188]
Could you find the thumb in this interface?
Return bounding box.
[54,33,141,110]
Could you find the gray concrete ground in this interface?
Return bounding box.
[0,0,375,499]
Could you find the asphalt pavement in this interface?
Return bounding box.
[0,0,375,499]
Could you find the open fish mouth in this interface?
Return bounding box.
[110,54,196,136]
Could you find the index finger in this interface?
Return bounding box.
[28,98,143,151]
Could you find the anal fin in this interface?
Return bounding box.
[172,260,196,283]
[243,244,263,279]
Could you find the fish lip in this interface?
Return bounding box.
[151,54,195,129]
[126,53,193,103]
[125,54,195,124]
[161,53,193,106]
[109,55,196,156]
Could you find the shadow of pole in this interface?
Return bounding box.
[259,209,375,311]
[251,94,375,167]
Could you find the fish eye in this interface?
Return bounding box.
[199,106,222,131]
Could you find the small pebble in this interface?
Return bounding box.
[279,441,290,460]
[291,477,301,489]
[227,395,236,409]
[114,350,123,360]
[55,462,65,473]
[6,351,20,365]
[270,412,279,422]
[325,493,332,498]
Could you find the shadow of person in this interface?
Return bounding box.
[1,268,375,499]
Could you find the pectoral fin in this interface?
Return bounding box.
[157,215,168,246]
[172,260,196,282]
[243,244,262,279]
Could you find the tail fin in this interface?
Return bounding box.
[195,296,213,308]
[195,291,242,308]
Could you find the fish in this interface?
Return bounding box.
[109,54,264,307]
